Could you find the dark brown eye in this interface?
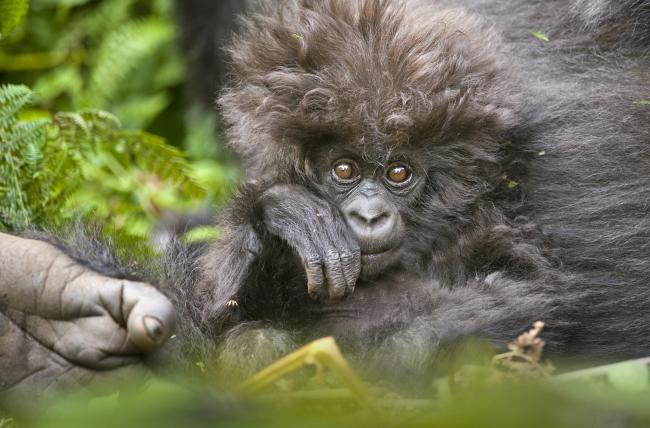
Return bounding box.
[332,161,358,181]
[387,164,411,184]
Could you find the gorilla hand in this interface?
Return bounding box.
[257,184,361,302]
[0,233,176,395]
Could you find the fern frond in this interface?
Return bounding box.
[57,0,134,50]
[8,118,47,143]
[81,18,174,108]
[0,84,31,129]
[121,130,205,197]
[0,84,47,229]
[112,93,170,129]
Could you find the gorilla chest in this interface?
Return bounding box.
[296,273,433,341]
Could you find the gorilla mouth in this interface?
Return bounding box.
[360,246,398,267]
[361,247,393,257]
[359,247,399,279]
[360,241,401,258]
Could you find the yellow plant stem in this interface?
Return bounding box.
[238,336,385,415]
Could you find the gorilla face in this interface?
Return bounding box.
[307,143,433,278]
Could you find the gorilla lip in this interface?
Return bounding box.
[360,246,397,263]
[361,248,392,257]
[359,247,399,279]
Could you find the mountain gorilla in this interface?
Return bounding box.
[0,0,648,393]
[190,0,649,379]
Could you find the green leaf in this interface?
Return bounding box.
[0,0,28,40]
[607,361,650,393]
[530,30,549,42]
[183,225,220,244]
[111,93,169,129]
[32,66,83,103]
[635,100,650,105]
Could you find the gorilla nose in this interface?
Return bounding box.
[344,199,398,249]
[348,209,391,228]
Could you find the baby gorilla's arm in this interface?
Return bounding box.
[0,233,176,395]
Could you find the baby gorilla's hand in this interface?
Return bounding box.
[257,184,361,301]
[0,233,175,396]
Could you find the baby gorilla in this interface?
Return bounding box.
[193,0,575,380]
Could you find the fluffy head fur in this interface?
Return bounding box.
[219,0,518,181]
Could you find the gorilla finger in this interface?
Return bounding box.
[324,250,348,301]
[305,257,326,300]
[340,251,360,296]
[122,280,177,352]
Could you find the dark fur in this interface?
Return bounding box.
[174,0,649,384]
[176,0,257,107]
[46,0,649,387]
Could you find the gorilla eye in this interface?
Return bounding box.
[332,160,359,182]
[386,164,411,185]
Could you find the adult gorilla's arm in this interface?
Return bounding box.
[370,271,577,380]
[0,233,176,395]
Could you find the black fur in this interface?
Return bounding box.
[176,0,257,107]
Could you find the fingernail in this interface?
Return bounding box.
[143,316,165,344]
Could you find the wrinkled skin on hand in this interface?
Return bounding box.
[257,184,361,302]
[0,233,176,396]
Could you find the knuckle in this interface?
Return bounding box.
[305,255,322,266]
[340,252,353,262]
[325,249,341,262]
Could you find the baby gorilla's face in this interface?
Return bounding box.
[308,144,429,278]
[306,136,492,278]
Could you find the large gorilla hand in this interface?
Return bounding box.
[0,233,176,395]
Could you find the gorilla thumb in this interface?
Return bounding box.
[123,281,177,352]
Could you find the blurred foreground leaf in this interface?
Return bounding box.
[0,0,28,40]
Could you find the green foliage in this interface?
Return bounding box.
[6,359,650,428]
[0,418,15,428]
[0,0,28,40]
[0,0,184,131]
[0,0,239,241]
[0,84,48,228]
[0,84,219,241]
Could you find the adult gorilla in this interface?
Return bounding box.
[1,0,648,394]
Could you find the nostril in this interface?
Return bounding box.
[349,211,368,225]
[349,210,390,227]
[368,212,389,226]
